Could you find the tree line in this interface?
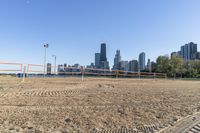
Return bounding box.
[151,56,200,78]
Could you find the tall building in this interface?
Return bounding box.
[190,42,198,59]
[196,52,200,60]
[95,53,100,68]
[181,46,184,58]
[100,61,110,70]
[47,63,51,75]
[100,43,107,62]
[139,52,146,71]
[99,43,109,69]
[180,42,197,60]
[113,50,121,70]
[147,59,151,72]
[119,61,129,71]
[129,60,138,72]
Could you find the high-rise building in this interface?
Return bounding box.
[129,60,138,72]
[100,61,110,70]
[147,59,151,72]
[95,53,100,68]
[183,44,188,60]
[99,43,109,69]
[119,61,129,71]
[47,63,51,75]
[181,46,184,58]
[196,52,200,60]
[139,52,146,71]
[100,43,107,62]
[180,42,197,60]
[190,42,198,59]
[113,50,121,70]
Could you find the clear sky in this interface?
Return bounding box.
[0,0,200,67]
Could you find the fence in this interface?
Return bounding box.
[0,61,167,81]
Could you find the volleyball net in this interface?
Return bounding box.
[26,63,167,79]
[0,61,167,80]
[0,61,23,74]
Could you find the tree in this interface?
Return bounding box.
[155,55,200,78]
[156,56,171,76]
[170,56,183,78]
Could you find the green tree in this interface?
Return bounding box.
[156,56,171,75]
[170,56,183,78]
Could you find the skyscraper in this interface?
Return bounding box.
[119,61,129,71]
[184,44,189,60]
[95,53,100,68]
[99,43,109,69]
[113,50,121,70]
[139,52,146,71]
[197,52,200,60]
[180,42,197,60]
[181,46,184,58]
[129,60,138,72]
[147,59,151,72]
[190,42,197,59]
[100,43,107,62]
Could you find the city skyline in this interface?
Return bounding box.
[57,41,200,71]
[0,0,200,67]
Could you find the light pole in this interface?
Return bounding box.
[44,44,49,77]
[52,55,57,75]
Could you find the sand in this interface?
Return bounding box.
[0,76,200,133]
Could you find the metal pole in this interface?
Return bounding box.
[52,55,56,75]
[44,47,46,78]
[81,66,84,81]
[22,66,26,82]
[138,69,141,80]
[116,70,119,79]
[55,56,56,75]
[43,44,49,78]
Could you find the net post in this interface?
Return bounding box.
[138,71,141,80]
[22,66,26,82]
[154,72,156,80]
[81,66,84,81]
[116,70,119,79]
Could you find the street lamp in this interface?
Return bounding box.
[44,43,49,77]
[52,55,57,75]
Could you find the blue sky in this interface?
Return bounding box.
[0,0,200,67]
